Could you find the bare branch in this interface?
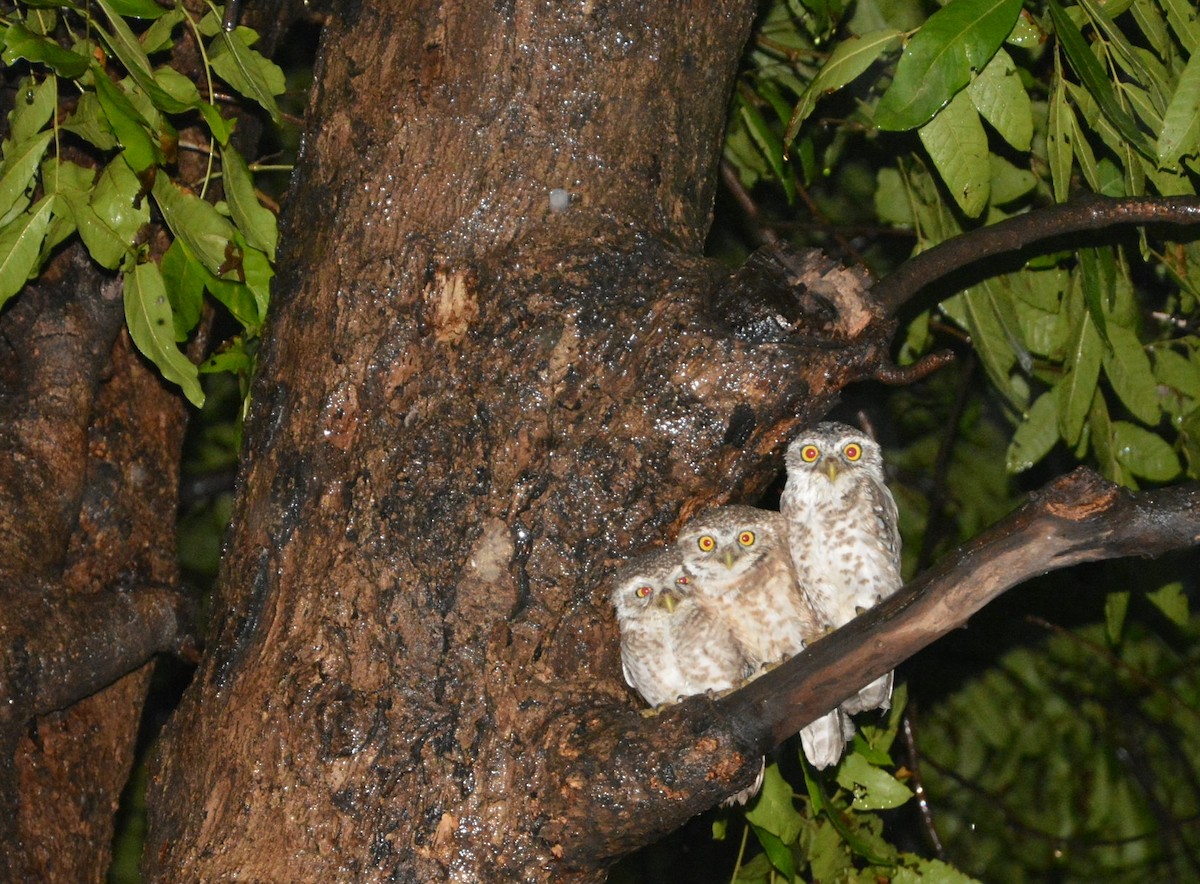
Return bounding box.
[873,196,1200,319]
[547,469,1200,865]
[724,468,1200,750]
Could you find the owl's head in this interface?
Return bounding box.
[610,547,690,620]
[784,421,884,484]
[676,505,780,587]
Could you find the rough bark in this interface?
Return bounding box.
[0,243,189,879]
[139,4,1200,883]
[142,2,885,880]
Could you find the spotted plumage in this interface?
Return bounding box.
[781,422,901,715]
[677,505,852,770]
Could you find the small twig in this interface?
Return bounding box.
[899,707,945,859]
[871,349,955,386]
[873,196,1200,319]
[720,160,781,248]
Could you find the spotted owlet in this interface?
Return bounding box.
[780,422,901,715]
[611,545,763,804]
[677,505,853,770]
[610,546,751,709]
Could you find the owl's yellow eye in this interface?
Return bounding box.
[800,444,820,463]
[843,442,862,461]
[697,535,716,553]
[634,585,653,599]
[737,530,755,547]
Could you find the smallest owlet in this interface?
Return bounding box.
[610,546,751,709]
[611,545,763,805]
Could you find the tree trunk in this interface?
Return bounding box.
[0,244,188,879]
[143,2,897,879]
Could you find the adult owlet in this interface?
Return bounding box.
[677,505,853,770]
[780,422,901,715]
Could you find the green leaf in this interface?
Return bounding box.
[740,99,794,202]
[748,824,796,880]
[1078,246,1112,348]
[93,69,159,174]
[7,76,57,145]
[105,0,170,18]
[209,28,285,124]
[1089,392,1130,485]
[1104,590,1129,644]
[199,340,253,375]
[123,261,204,407]
[967,48,1032,151]
[1103,324,1160,426]
[1158,53,1200,169]
[988,155,1037,205]
[1007,390,1059,472]
[2,22,89,78]
[1153,347,1200,399]
[139,7,185,54]
[70,158,149,269]
[894,858,981,883]
[0,130,53,221]
[197,102,233,145]
[221,145,277,260]
[153,65,203,109]
[785,29,902,144]
[1057,295,1103,445]
[1112,420,1181,480]
[1162,0,1200,53]
[93,0,195,114]
[1047,61,1074,203]
[161,239,206,341]
[745,763,804,843]
[1147,582,1189,626]
[1047,0,1155,161]
[874,0,1023,130]
[151,175,240,278]
[0,195,56,308]
[835,753,913,810]
[918,89,990,217]
[61,93,119,151]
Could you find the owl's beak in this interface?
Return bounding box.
[822,460,839,482]
[659,589,682,613]
[722,550,736,569]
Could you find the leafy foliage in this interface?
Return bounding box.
[921,611,1200,881]
[716,688,979,883]
[714,0,1200,879]
[0,1,284,405]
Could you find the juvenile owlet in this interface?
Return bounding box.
[610,546,751,709]
[677,505,853,770]
[780,422,901,715]
[611,546,763,804]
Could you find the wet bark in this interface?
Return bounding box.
[0,243,189,879]
[141,1,884,880]
[137,3,1200,883]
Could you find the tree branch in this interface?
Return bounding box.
[873,196,1200,319]
[727,468,1200,750]
[546,469,1200,866]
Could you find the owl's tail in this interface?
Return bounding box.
[799,709,853,770]
[840,671,893,716]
